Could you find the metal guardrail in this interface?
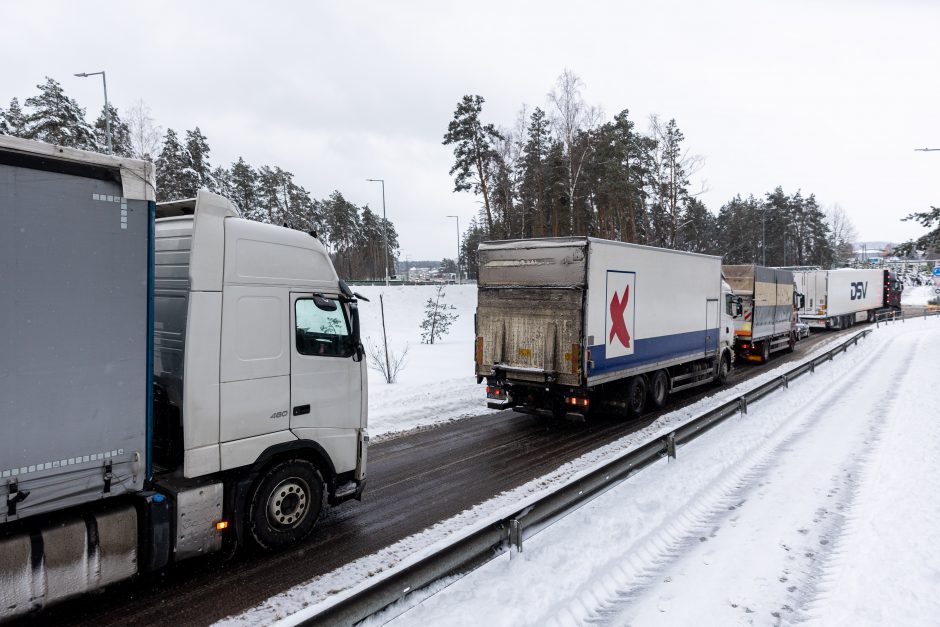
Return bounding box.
[300,315,939,626]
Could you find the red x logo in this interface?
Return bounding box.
[609,286,631,348]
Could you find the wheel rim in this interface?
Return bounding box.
[631,382,644,410]
[266,477,310,528]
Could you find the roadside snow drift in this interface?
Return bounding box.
[353,284,492,438]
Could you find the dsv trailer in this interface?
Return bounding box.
[475,237,738,418]
[793,268,902,329]
[0,136,368,620]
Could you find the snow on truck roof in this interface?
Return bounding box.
[0,135,155,202]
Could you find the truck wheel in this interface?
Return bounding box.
[760,342,770,363]
[714,354,730,386]
[625,376,647,416]
[247,459,323,550]
[649,371,669,408]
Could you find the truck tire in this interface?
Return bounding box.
[649,370,669,408]
[247,459,324,550]
[714,354,730,386]
[625,376,647,416]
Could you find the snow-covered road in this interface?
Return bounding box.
[371,319,940,626]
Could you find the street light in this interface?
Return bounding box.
[365,178,390,286]
[446,215,460,284]
[74,71,111,155]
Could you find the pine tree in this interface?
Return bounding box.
[518,107,552,238]
[155,129,188,202]
[0,98,29,137]
[896,206,940,258]
[228,157,259,217]
[94,104,133,157]
[24,77,96,149]
[420,286,458,344]
[182,127,215,195]
[443,95,502,234]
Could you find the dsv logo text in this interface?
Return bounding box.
[850,281,868,300]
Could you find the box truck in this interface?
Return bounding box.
[0,136,368,620]
[475,237,737,418]
[793,267,902,329]
[723,265,798,362]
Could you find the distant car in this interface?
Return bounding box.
[795,320,810,340]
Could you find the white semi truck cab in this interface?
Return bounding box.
[0,136,367,620]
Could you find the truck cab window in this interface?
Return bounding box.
[296,297,353,357]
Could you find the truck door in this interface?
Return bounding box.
[289,293,362,431]
[705,298,720,353]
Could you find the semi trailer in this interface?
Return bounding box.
[723,265,799,362]
[0,136,368,620]
[474,237,738,419]
[792,267,902,329]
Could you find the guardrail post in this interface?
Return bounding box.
[782,374,789,389]
[509,519,522,558]
[666,432,677,460]
[810,359,815,373]
[739,396,747,415]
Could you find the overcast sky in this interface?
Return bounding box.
[3,1,939,260]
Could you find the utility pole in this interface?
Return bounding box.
[75,71,111,155]
[366,179,390,286]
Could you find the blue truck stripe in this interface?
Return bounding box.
[589,328,718,376]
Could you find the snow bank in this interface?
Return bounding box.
[353,284,493,439]
[902,284,939,307]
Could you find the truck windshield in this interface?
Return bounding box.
[295,298,353,357]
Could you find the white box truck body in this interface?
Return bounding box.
[475,238,736,417]
[723,265,797,362]
[0,136,367,620]
[794,268,901,329]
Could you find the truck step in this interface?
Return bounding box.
[334,482,358,500]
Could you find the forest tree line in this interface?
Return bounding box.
[0,77,398,281]
[444,71,864,277]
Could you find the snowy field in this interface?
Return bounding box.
[356,318,940,627]
[353,284,492,439]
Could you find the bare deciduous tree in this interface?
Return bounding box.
[826,204,858,263]
[366,340,408,384]
[126,99,163,161]
[549,69,600,233]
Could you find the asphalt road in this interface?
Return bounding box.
[28,328,858,627]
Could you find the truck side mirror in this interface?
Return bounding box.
[735,301,743,317]
[349,303,364,362]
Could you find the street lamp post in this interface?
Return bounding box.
[446,215,460,283]
[761,209,766,266]
[74,71,111,155]
[366,178,390,286]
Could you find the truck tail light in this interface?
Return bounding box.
[566,396,589,407]
[215,521,229,530]
[486,385,504,399]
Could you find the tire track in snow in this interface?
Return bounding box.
[541,334,909,627]
[795,331,924,624]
